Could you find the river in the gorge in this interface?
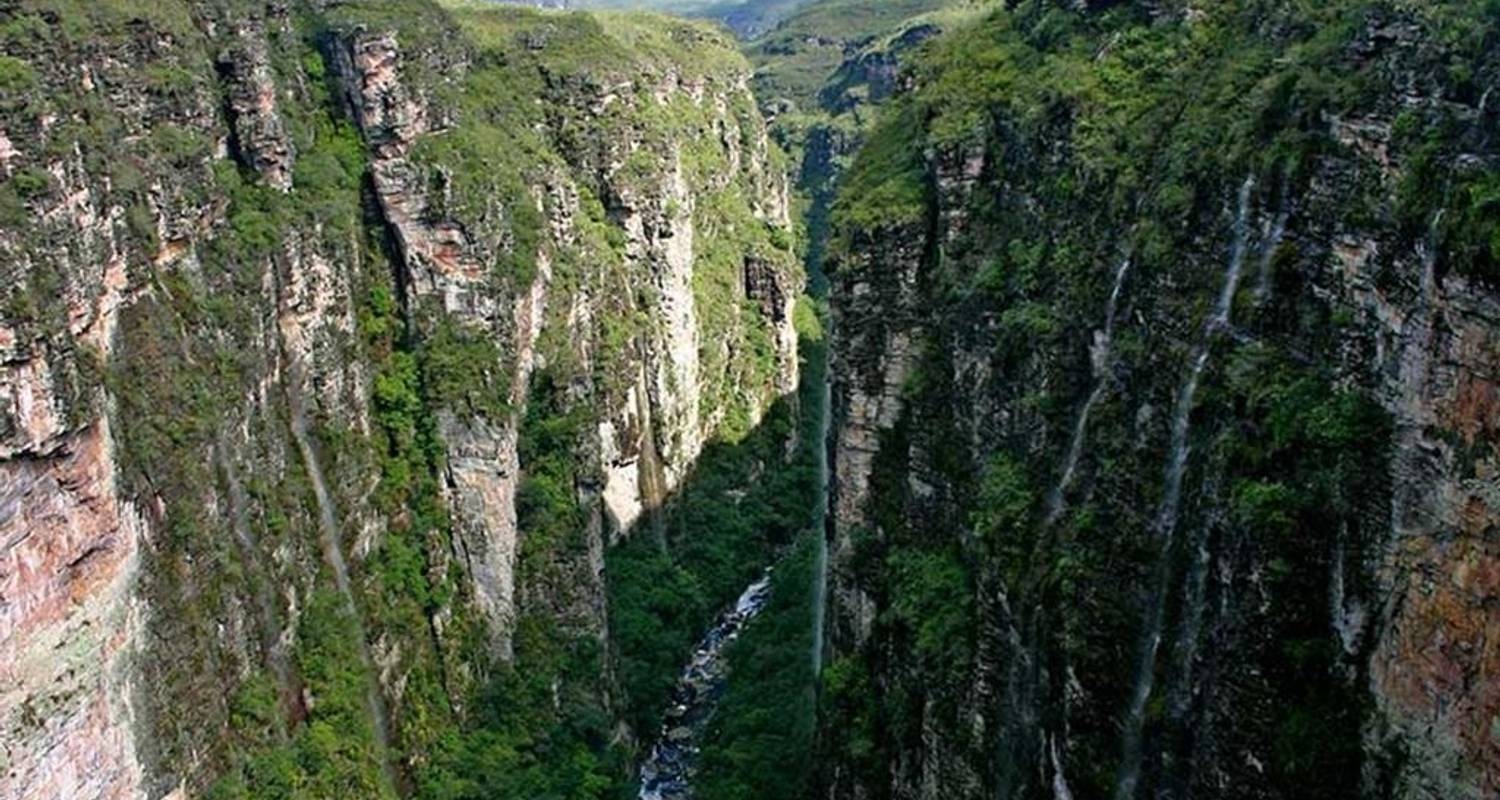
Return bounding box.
[638,570,775,800]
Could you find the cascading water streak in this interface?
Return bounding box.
[1167,208,1288,722]
[1024,252,1134,798]
[1252,212,1288,305]
[1050,737,1075,800]
[219,436,294,703]
[1168,497,1216,723]
[1046,253,1133,524]
[1113,177,1254,800]
[1389,210,1445,539]
[286,373,399,790]
[1329,522,1366,657]
[811,370,832,677]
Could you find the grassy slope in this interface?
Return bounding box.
[748,0,969,112]
[498,0,817,37]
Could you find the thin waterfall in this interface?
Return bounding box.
[1032,252,1132,800]
[1252,212,1288,305]
[1171,211,1287,723]
[811,369,832,677]
[1328,522,1366,658]
[1167,501,1215,723]
[990,581,1031,800]
[1389,210,1444,540]
[1113,177,1254,800]
[1050,736,1076,800]
[286,372,399,791]
[1046,253,1133,524]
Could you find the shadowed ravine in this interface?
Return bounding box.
[9,2,1497,799]
[636,333,834,792]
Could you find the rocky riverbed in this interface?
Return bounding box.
[639,571,775,800]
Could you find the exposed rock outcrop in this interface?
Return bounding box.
[0,46,147,797]
[331,14,801,655]
[221,17,295,191]
[1,419,145,800]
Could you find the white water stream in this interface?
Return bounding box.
[1046,253,1134,524]
[811,370,832,677]
[1252,212,1288,305]
[638,572,775,800]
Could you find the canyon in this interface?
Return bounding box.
[1,2,800,797]
[1,2,1497,800]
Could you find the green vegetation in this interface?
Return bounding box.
[835,0,1500,260]
[747,0,977,265]
[179,12,471,797]
[17,0,196,39]
[358,254,481,776]
[437,1,747,81]
[3,0,826,798]
[818,653,880,781]
[0,54,35,92]
[420,318,512,420]
[0,1,482,794]
[208,589,399,800]
[608,385,816,736]
[696,533,820,800]
[415,1,800,430]
[690,295,826,798]
[831,102,928,236]
[748,0,958,112]
[413,371,623,800]
[14,0,1483,797]
[886,545,973,673]
[1214,346,1391,793]
[492,0,817,38]
[971,453,1036,583]
[813,0,1491,796]
[1449,170,1500,285]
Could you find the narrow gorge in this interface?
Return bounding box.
[2,2,1497,800]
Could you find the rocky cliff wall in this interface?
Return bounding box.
[0,1,800,796]
[823,2,1498,799]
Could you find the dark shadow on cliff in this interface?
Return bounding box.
[407,329,827,800]
[606,328,828,745]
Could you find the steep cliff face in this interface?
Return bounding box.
[0,1,800,796]
[822,2,1498,799]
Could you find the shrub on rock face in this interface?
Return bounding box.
[1452,171,1500,286]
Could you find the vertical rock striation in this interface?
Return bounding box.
[821,3,1499,799]
[1,0,802,796]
